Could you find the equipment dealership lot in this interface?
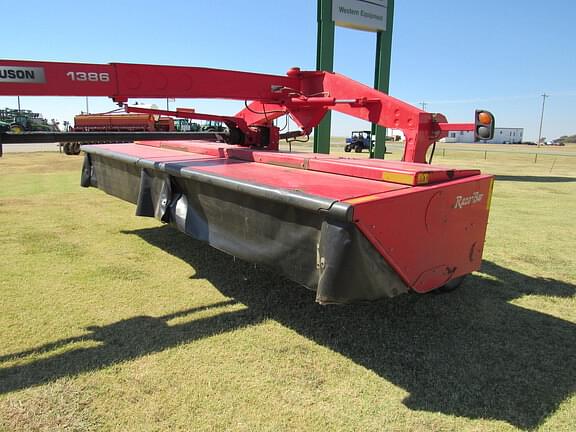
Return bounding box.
[0,145,575,431]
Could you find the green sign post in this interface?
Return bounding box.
[371,1,394,158]
[314,0,335,154]
[314,0,394,158]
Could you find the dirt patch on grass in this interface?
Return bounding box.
[0,380,101,432]
[0,153,82,176]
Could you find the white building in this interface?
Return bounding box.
[444,127,524,144]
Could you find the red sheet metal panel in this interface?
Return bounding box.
[91,142,407,201]
[349,175,494,292]
[92,143,220,160]
[132,141,479,186]
[137,140,237,157]
[226,148,335,168]
[175,159,407,201]
[306,159,479,185]
[97,142,482,202]
[225,151,480,185]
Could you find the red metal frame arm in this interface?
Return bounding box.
[0,60,477,162]
[320,71,438,162]
[297,72,474,162]
[125,105,267,146]
[126,105,251,134]
[236,70,469,162]
[0,60,300,102]
[236,102,287,127]
[436,123,474,132]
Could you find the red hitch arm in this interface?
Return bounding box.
[0,60,477,162]
[125,105,267,146]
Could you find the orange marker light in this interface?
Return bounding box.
[474,109,495,140]
[478,111,492,125]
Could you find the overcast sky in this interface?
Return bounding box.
[1,0,574,140]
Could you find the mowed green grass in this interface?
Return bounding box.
[0,148,575,431]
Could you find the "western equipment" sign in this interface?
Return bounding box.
[332,0,387,32]
[332,0,388,31]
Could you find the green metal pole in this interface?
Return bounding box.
[314,0,335,154]
[371,0,394,159]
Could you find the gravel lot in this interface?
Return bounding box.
[1,142,62,153]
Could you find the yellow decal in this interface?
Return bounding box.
[486,178,495,210]
[381,172,414,185]
[416,172,430,185]
[380,171,430,185]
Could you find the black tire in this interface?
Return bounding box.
[437,275,467,293]
[344,144,351,152]
[72,142,81,155]
[354,144,363,153]
[63,143,73,155]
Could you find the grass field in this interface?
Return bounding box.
[1,145,575,431]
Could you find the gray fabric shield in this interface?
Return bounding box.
[82,152,409,303]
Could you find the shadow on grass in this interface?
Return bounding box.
[494,175,576,183]
[1,226,575,429]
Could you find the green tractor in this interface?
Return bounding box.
[174,118,201,132]
[201,120,226,132]
[8,114,55,133]
[0,108,58,134]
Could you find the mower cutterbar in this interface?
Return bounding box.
[81,140,493,304]
[0,59,494,303]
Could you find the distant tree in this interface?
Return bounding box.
[556,134,576,144]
